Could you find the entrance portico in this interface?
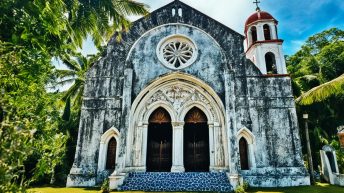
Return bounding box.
[124,73,229,173]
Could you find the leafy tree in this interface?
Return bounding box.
[287,28,344,173]
[0,0,148,191]
[56,52,101,107]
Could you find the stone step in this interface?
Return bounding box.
[119,172,233,192]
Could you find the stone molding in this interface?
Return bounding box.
[97,127,120,174]
[125,72,229,171]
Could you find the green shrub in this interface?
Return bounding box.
[234,185,245,193]
[243,181,249,190]
[101,178,110,193]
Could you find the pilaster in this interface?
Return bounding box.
[171,121,185,172]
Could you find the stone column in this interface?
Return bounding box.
[122,68,133,169]
[214,122,225,168]
[257,24,264,41]
[208,123,215,170]
[141,123,149,170]
[270,24,277,39]
[224,69,241,187]
[171,121,185,172]
[129,122,146,172]
[248,144,256,168]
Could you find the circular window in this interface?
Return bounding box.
[157,35,198,70]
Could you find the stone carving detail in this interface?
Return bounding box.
[157,35,198,70]
[163,41,194,68]
[145,85,218,121]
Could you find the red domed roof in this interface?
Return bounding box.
[244,10,277,33]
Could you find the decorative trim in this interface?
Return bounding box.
[157,34,198,70]
[125,72,229,170]
[98,127,120,173]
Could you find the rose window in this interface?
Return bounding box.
[157,35,198,70]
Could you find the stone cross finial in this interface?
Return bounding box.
[253,0,261,11]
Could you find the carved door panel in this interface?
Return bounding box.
[184,123,209,172]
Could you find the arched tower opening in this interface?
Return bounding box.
[250,26,258,44]
[263,24,271,40]
[265,52,277,74]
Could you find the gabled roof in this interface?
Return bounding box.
[132,0,244,38]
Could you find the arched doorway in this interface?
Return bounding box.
[146,107,173,172]
[239,137,249,170]
[106,137,117,170]
[184,107,210,172]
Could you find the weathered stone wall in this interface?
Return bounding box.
[67,0,309,187]
[238,75,309,186]
[128,24,227,100]
[67,54,125,186]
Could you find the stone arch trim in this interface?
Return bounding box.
[236,127,256,169]
[130,72,226,123]
[179,100,215,123]
[125,72,229,170]
[237,127,255,144]
[98,127,120,173]
[88,0,245,75]
[142,101,177,124]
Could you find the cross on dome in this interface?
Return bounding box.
[253,0,261,11]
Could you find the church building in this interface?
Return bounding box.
[67,1,310,191]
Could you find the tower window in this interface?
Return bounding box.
[263,24,271,40]
[265,52,277,74]
[250,26,257,44]
[178,8,182,17]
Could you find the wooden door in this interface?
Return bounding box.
[239,137,249,170]
[106,137,117,169]
[146,107,172,172]
[184,123,209,172]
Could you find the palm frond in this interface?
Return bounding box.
[296,73,344,105]
[56,78,76,87]
[61,79,82,101]
[60,54,82,71]
[55,69,77,79]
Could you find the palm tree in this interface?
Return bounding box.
[56,52,99,109]
[296,73,344,105]
[66,0,149,48]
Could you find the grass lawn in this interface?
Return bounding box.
[29,183,343,193]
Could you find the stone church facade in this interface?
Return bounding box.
[67,0,310,190]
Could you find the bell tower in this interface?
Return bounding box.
[244,2,287,75]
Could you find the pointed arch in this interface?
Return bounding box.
[106,137,117,169]
[125,72,229,171]
[237,127,255,144]
[237,127,256,170]
[239,137,249,170]
[98,127,120,173]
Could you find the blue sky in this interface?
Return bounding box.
[80,0,344,56]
